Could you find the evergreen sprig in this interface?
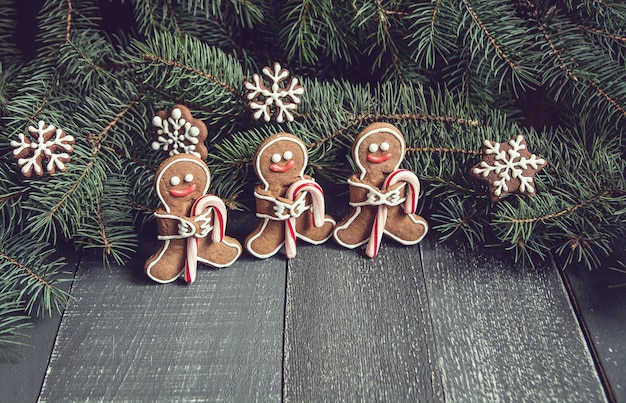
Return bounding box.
[0,0,624,353]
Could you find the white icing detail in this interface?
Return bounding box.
[170,176,181,186]
[271,153,282,163]
[346,178,406,207]
[380,142,390,151]
[177,218,196,238]
[472,135,545,197]
[283,150,293,161]
[184,173,194,183]
[255,136,307,190]
[10,120,74,176]
[254,191,310,221]
[151,108,203,158]
[244,63,305,123]
[155,157,211,213]
[354,127,406,180]
[368,143,379,153]
[193,208,213,238]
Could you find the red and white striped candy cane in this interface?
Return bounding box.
[285,179,325,259]
[184,194,227,283]
[366,169,421,258]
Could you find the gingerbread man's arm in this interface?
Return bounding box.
[154,209,197,239]
[348,174,406,207]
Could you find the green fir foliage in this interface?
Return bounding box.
[0,0,624,351]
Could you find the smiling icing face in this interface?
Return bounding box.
[255,133,307,192]
[353,123,406,184]
[155,154,211,213]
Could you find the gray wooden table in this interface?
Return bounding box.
[1,212,623,402]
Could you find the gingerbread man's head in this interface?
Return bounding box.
[154,153,211,214]
[353,123,406,185]
[254,133,308,193]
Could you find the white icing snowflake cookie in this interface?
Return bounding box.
[151,104,208,160]
[11,120,75,177]
[244,63,305,123]
[470,135,547,201]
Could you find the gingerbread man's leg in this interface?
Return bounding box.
[333,206,377,249]
[197,235,242,268]
[296,212,335,244]
[245,218,286,259]
[145,239,186,283]
[383,206,428,245]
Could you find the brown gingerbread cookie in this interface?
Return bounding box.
[145,153,241,283]
[243,62,305,123]
[245,132,335,259]
[469,135,547,202]
[333,122,428,258]
[10,120,75,177]
[151,104,209,160]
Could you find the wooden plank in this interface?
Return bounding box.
[420,237,607,402]
[283,240,442,401]
[0,245,77,403]
[39,221,286,402]
[564,251,626,402]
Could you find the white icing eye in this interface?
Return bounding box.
[184,173,194,183]
[271,153,282,163]
[170,176,181,186]
[368,143,379,153]
[283,150,293,160]
[380,142,390,152]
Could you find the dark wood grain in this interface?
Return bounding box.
[283,240,442,402]
[0,247,77,403]
[420,237,607,402]
[564,252,626,403]
[38,238,286,402]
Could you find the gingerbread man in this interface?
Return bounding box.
[145,154,241,283]
[245,133,335,259]
[333,122,428,258]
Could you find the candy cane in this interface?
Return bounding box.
[384,169,420,214]
[285,179,325,259]
[184,194,227,283]
[365,169,421,258]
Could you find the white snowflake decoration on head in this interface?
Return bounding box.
[11,120,75,177]
[470,135,547,202]
[244,62,305,123]
[151,105,208,160]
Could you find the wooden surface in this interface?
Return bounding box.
[1,212,621,402]
[284,242,442,401]
[38,242,285,402]
[420,237,606,402]
[564,247,626,403]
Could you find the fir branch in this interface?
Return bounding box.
[576,23,626,42]
[0,290,31,360]
[407,146,481,156]
[535,19,579,82]
[92,89,146,146]
[141,53,242,99]
[462,0,520,75]
[505,188,626,224]
[587,79,626,118]
[0,233,71,316]
[168,0,183,38]
[66,0,73,41]
[308,113,480,148]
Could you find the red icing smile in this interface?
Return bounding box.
[270,159,295,172]
[169,183,197,197]
[367,153,392,163]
